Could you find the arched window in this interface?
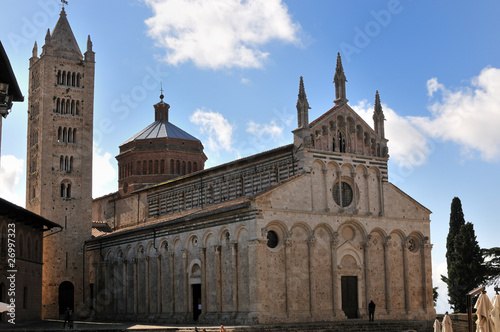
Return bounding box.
[188,161,192,173]
[63,128,67,143]
[76,73,81,87]
[60,155,64,171]
[76,101,80,115]
[176,160,180,174]
[154,160,159,174]
[67,184,71,198]
[72,129,77,143]
[160,160,165,174]
[60,183,65,197]
[57,70,61,84]
[137,161,141,175]
[62,71,66,85]
[71,72,76,87]
[170,159,174,173]
[66,99,70,115]
[182,161,186,175]
[61,98,65,114]
[58,127,62,142]
[56,98,60,113]
[338,131,346,153]
[142,161,147,175]
[70,100,75,115]
[148,160,153,174]
[67,128,72,143]
[69,157,73,172]
[193,162,198,172]
[26,236,31,260]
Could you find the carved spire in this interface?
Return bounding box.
[45,28,51,45]
[373,90,385,138]
[87,35,93,53]
[32,41,38,58]
[333,52,348,105]
[296,76,310,129]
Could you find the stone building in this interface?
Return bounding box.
[0,198,61,322]
[25,8,95,318]
[24,8,435,325]
[87,54,435,324]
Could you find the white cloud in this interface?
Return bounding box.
[432,260,451,314]
[0,155,25,207]
[190,108,235,154]
[92,143,117,198]
[247,120,283,139]
[410,67,500,161]
[143,0,301,69]
[352,101,433,169]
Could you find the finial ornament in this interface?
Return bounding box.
[334,52,348,105]
[160,82,164,101]
[61,0,68,9]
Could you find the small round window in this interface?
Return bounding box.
[333,181,353,207]
[267,230,279,249]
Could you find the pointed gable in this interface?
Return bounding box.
[50,8,83,60]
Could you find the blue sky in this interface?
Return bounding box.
[1,0,500,314]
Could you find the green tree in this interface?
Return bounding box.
[441,198,485,313]
[433,287,439,307]
[482,247,500,286]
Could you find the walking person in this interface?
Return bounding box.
[68,309,74,329]
[220,324,226,332]
[368,300,376,322]
[63,307,70,329]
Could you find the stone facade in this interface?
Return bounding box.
[0,198,60,322]
[25,8,94,319]
[87,56,436,324]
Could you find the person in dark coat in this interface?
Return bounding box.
[63,307,70,328]
[68,309,74,329]
[368,300,376,322]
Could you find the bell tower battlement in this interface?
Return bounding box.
[26,7,94,319]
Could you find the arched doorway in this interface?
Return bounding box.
[189,262,202,321]
[58,281,74,315]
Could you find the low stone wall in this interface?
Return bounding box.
[436,313,472,332]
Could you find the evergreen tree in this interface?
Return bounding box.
[441,198,485,312]
[445,197,465,268]
[482,247,500,286]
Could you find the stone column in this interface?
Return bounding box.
[336,171,343,212]
[133,258,138,315]
[323,168,329,211]
[157,254,162,314]
[200,247,207,318]
[402,238,410,313]
[169,252,175,315]
[351,171,358,213]
[215,245,222,313]
[145,256,150,315]
[363,236,371,316]
[247,238,266,320]
[307,233,316,317]
[182,249,189,316]
[363,173,370,214]
[421,237,431,313]
[377,174,384,216]
[383,236,391,314]
[331,232,342,317]
[123,259,128,315]
[284,235,292,318]
[231,242,239,315]
[92,262,98,312]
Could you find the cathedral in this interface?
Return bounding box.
[26,8,435,324]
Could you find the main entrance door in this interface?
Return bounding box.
[341,276,358,318]
[192,284,201,321]
[58,281,74,315]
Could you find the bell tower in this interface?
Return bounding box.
[26,8,94,318]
